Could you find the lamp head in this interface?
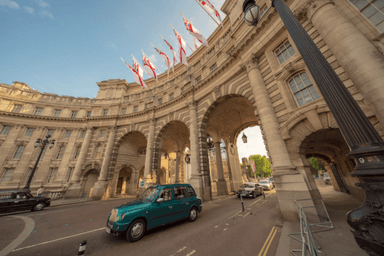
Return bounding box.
[242,133,248,143]
[49,140,55,149]
[34,139,41,148]
[243,0,260,27]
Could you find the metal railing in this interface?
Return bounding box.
[289,198,333,256]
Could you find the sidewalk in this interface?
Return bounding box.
[275,182,367,256]
[50,194,137,207]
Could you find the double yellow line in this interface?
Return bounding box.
[258,226,278,256]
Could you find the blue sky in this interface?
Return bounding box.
[1,0,226,98]
[0,0,268,159]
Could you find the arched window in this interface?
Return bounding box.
[56,146,66,160]
[349,0,384,33]
[288,72,320,106]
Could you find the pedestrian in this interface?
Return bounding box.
[37,186,44,197]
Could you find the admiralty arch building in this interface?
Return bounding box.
[1,0,384,221]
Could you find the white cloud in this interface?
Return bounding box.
[0,0,19,9]
[40,10,53,19]
[36,0,49,8]
[24,6,35,14]
[149,54,157,63]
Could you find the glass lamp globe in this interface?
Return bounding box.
[243,0,260,27]
[242,133,248,143]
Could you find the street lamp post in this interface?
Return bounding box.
[242,0,384,255]
[23,134,55,191]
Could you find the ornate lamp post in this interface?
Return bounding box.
[242,0,384,255]
[23,134,55,191]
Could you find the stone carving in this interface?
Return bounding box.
[168,112,174,121]
[130,122,136,131]
[213,85,221,98]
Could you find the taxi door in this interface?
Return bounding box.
[172,186,190,220]
[147,187,174,229]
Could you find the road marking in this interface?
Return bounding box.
[12,227,105,252]
[263,228,278,256]
[242,212,251,218]
[185,250,196,256]
[223,228,228,231]
[228,210,241,219]
[177,246,187,253]
[0,216,35,256]
[250,198,262,206]
[258,226,277,256]
[214,226,218,228]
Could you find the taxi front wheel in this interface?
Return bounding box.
[126,219,146,242]
[188,207,198,222]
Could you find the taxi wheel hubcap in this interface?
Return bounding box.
[190,209,197,220]
[131,223,143,239]
[36,203,44,210]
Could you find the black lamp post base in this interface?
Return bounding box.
[347,180,384,256]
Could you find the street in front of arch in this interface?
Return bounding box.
[0,191,283,256]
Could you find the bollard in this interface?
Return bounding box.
[262,188,265,199]
[240,195,244,212]
[78,240,87,256]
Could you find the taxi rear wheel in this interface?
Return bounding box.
[126,219,146,242]
[32,202,45,211]
[188,207,198,222]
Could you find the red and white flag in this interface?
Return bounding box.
[171,26,188,66]
[198,0,223,28]
[141,51,157,81]
[151,43,172,75]
[193,37,201,50]
[183,15,208,47]
[160,35,177,72]
[121,57,147,88]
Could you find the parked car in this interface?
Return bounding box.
[106,184,202,242]
[236,182,263,198]
[0,189,51,214]
[269,177,275,188]
[323,173,331,185]
[259,180,273,190]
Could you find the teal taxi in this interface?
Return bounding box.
[106,184,202,242]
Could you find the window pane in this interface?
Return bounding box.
[289,80,296,87]
[373,0,384,9]
[295,93,302,100]
[174,187,187,199]
[304,94,313,103]
[0,169,14,185]
[301,72,308,79]
[291,85,299,93]
[282,51,289,60]
[298,98,305,106]
[13,146,25,159]
[311,91,320,100]
[369,11,384,25]
[362,5,377,17]
[297,82,305,89]
[301,89,309,96]
[294,76,301,83]
[377,21,384,32]
[308,85,316,93]
[355,0,370,10]
[278,55,284,64]
[288,46,295,55]
[303,78,312,86]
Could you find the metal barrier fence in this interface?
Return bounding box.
[289,198,333,256]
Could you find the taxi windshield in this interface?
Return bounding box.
[138,187,161,203]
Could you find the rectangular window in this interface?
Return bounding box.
[174,186,187,200]
[133,106,138,113]
[71,111,78,118]
[100,130,106,138]
[81,130,86,139]
[25,128,35,137]
[87,111,92,117]
[74,147,81,159]
[54,110,61,117]
[289,72,320,107]
[12,105,22,113]
[259,5,269,18]
[103,109,108,116]
[350,0,384,33]
[187,186,196,197]
[47,129,55,137]
[121,108,126,115]
[158,187,173,201]
[169,93,174,101]
[64,130,72,139]
[47,168,58,183]
[56,147,66,160]
[1,126,12,135]
[66,167,73,183]
[95,146,102,159]
[34,108,43,116]
[158,98,162,105]
[210,63,217,72]
[13,146,26,159]
[196,76,202,84]
[275,41,296,64]
[0,168,14,185]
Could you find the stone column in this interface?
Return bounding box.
[129,171,139,195]
[139,118,155,195]
[175,151,180,183]
[246,60,317,221]
[215,141,228,196]
[188,101,203,198]
[66,128,93,198]
[308,0,384,124]
[92,127,116,200]
[225,144,235,192]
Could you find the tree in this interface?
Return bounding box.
[249,155,272,178]
[308,157,324,171]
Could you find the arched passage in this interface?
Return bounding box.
[81,169,99,198]
[153,121,190,185]
[199,95,260,196]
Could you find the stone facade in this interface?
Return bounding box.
[1,0,384,221]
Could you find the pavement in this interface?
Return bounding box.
[275,180,368,256]
[0,190,282,256]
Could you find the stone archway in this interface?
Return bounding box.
[115,167,133,195]
[199,94,259,196]
[81,169,99,198]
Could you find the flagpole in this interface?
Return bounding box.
[159,34,180,58]
[131,54,148,77]
[194,0,220,26]
[169,23,194,52]
[150,43,171,77]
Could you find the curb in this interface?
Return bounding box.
[49,196,137,208]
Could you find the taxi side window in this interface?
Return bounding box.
[187,186,196,197]
[17,192,28,199]
[158,188,172,201]
[174,186,187,199]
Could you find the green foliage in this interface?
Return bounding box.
[249,155,272,178]
[308,157,324,172]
